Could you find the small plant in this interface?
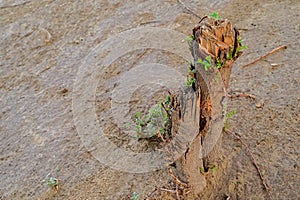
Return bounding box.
[185,76,196,87]
[186,34,195,47]
[42,173,60,190]
[236,180,242,185]
[188,64,197,74]
[214,73,220,82]
[197,56,213,71]
[208,12,220,19]
[227,48,234,60]
[199,166,205,173]
[224,110,237,130]
[134,111,147,133]
[130,95,172,140]
[226,37,247,60]
[237,36,247,53]
[185,63,197,87]
[237,45,247,53]
[199,164,218,174]
[216,58,225,69]
[210,164,218,173]
[132,192,138,200]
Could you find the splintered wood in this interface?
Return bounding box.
[193,16,243,89]
[193,16,242,64]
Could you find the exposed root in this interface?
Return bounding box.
[224,129,273,200]
[168,168,189,188]
[160,183,185,200]
[242,45,287,68]
[157,131,166,143]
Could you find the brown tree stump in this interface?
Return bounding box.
[169,16,243,197]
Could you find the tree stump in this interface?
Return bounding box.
[170,16,243,197]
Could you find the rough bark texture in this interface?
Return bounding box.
[170,16,243,198]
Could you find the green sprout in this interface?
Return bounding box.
[215,73,220,82]
[197,56,213,71]
[237,45,247,52]
[227,48,234,60]
[42,173,60,190]
[199,166,205,173]
[208,12,220,19]
[186,35,195,47]
[130,96,172,140]
[185,76,196,87]
[237,36,247,53]
[187,64,197,74]
[210,164,218,173]
[224,110,237,130]
[185,63,197,87]
[199,164,218,174]
[132,192,139,200]
[216,58,225,69]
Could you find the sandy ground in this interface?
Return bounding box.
[1,0,299,199]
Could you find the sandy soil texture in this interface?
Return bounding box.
[1,0,299,199]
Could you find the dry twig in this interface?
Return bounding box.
[177,0,202,19]
[168,168,189,188]
[160,188,177,193]
[242,45,287,68]
[160,184,180,200]
[224,129,273,200]
[175,183,180,200]
[227,93,256,100]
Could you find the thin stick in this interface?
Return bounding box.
[224,129,273,200]
[169,168,189,188]
[160,185,180,199]
[177,0,202,19]
[227,93,256,100]
[157,131,166,143]
[175,183,180,200]
[160,188,177,193]
[242,45,287,68]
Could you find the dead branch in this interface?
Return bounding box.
[242,45,287,68]
[224,129,273,200]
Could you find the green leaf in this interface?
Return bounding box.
[199,166,205,173]
[135,112,141,119]
[211,165,218,173]
[237,45,247,52]
[208,12,220,19]
[132,192,139,200]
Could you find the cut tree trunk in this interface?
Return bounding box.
[169,16,243,198]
